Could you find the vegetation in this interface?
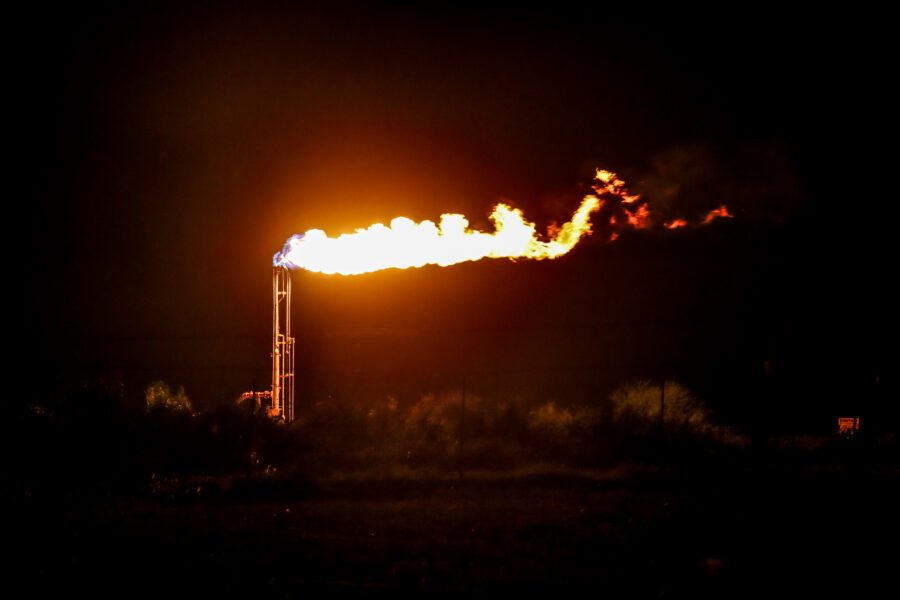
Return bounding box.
[8,375,897,596]
[145,380,193,413]
[10,373,897,502]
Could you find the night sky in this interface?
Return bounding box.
[18,4,892,432]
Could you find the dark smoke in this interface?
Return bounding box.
[635,142,805,226]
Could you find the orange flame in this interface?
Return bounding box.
[275,195,601,275]
[594,169,641,203]
[273,169,731,275]
[703,205,732,223]
[627,204,650,228]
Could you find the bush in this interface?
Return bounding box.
[145,380,193,413]
[528,402,575,434]
[609,380,710,434]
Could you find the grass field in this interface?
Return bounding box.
[12,458,898,598]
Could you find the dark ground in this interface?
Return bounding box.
[12,455,898,598]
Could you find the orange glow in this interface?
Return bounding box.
[665,219,687,229]
[703,205,732,224]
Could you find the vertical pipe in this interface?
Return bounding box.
[271,265,295,422]
[273,267,281,417]
[285,268,293,423]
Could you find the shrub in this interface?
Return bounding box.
[528,402,575,434]
[609,380,710,434]
[145,380,193,413]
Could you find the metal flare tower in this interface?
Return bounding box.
[271,265,295,422]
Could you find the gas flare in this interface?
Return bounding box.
[274,199,599,275]
[273,168,730,275]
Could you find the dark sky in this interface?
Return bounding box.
[17,3,892,428]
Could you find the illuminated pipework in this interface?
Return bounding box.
[272,265,295,422]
